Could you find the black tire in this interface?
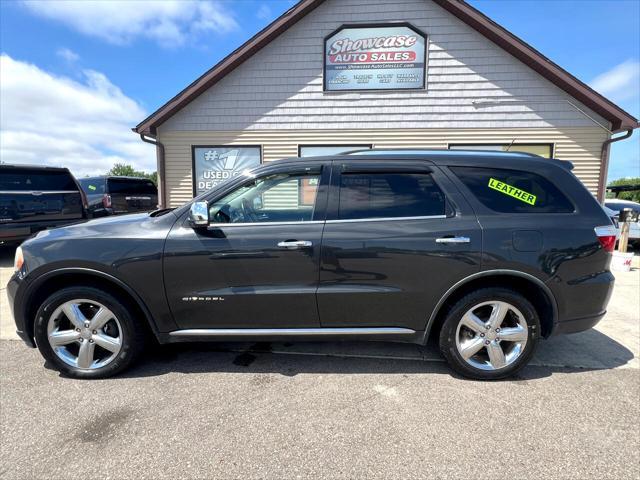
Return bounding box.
[438,288,540,380]
[34,287,145,379]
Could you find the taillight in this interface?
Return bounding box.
[102,194,112,208]
[79,189,89,210]
[594,225,617,253]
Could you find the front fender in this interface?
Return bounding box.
[13,265,177,346]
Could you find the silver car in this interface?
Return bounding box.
[605,199,640,245]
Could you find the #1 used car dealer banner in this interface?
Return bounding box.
[192,146,261,195]
[324,24,426,91]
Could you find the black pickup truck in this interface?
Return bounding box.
[0,164,87,246]
[78,176,158,218]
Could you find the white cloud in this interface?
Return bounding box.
[257,4,273,21]
[21,0,238,48]
[56,47,79,63]
[590,59,640,102]
[0,54,155,177]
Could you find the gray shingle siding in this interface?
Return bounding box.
[159,0,609,133]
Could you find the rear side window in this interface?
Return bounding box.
[338,173,445,220]
[107,179,157,195]
[451,167,574,213]
[79,178,106,194]
[0,168,78,191]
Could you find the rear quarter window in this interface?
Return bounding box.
[0,168,78,191]
[450,167,574,214]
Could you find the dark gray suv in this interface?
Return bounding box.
[7,150,617,380]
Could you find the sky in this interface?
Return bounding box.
[0,0,638,182]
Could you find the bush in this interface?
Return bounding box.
[107,163,157,186]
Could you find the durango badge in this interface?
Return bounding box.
[488,178,537,205]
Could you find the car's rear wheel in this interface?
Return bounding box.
[34,287,145,379]
[439,288,540,380]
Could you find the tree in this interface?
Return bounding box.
[606,177,640,203]
[107,163,157,186]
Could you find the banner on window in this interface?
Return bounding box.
[192,146,261,196]
[324,23,427,91]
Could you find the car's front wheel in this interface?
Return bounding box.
[439,288,540,380]
[34,287,145,379]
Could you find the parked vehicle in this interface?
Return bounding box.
[78,176,158,217]
[8,150,616,379]
[604,199,640,246]
[0,164,87,246]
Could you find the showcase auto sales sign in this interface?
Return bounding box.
[324,24,426,91]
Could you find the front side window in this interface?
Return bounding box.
[451,167,574,213]
[338,173,445,220]
[208,172,321,224]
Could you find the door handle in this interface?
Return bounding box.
[277,240,313,249]
[435,236,471,244]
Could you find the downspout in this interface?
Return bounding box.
[597,129,633,203]
[139,133,167,208]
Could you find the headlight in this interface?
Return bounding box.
[14,246,24,272]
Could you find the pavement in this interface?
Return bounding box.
[1,246,639,479]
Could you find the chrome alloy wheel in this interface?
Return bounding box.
[455,301,528,371]
[47,299,123,370]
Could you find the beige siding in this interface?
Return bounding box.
[158,0,609,132]
[159,127,607,207]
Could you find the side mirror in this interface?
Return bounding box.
[189,201,209,227]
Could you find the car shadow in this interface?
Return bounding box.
[53,326,633,382]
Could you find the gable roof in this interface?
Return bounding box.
[134,0,639,135]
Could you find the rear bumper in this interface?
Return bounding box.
[550,270,615,336]
[552,311,607,335]
[0,225,31,244]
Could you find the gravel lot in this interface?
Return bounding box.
[1,246,639,479]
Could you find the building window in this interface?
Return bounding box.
[192,146,261,196]
[448,143,554,158]
[298,145,372,157]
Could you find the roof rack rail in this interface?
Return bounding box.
[347,148,541,158]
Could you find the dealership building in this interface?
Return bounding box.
[134,0,638,208]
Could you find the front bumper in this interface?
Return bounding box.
[6,271,35,347]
